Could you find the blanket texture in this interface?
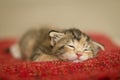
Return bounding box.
[0,34,120,80]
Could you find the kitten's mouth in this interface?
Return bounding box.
[56,53,81,62]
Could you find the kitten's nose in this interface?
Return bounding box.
[76,53,82,58]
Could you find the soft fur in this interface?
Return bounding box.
[11,26,104,62]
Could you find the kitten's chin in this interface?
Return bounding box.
[69,56,89,62]
[58,55,90,62]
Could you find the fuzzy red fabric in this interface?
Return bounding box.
[0,34,120,80]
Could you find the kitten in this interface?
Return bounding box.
[10,26,105,62]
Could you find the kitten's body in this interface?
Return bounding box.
[11,26,104,62]
[19,26,61,61]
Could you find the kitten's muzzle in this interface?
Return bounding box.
[76,53,82,59]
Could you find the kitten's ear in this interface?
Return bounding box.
[92,41,105,52]
[49,31,65,46]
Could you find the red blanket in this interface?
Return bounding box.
[0,34,120,80]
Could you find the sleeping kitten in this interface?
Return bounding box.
[11,26,104,62]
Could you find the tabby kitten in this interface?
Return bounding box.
[11,26,104,62]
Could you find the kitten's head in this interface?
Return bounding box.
[49,28,104,62]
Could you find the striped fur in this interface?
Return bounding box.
[16,26,104,62]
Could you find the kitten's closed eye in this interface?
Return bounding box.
[83,48,88,51]
[58,46,65,50]
[67,45,75,49]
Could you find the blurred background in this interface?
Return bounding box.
[0,0,120,45]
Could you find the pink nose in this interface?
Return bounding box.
[76,53,82,58]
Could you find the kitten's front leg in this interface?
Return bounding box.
[31,49,58,62]
[34,54,59,62]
